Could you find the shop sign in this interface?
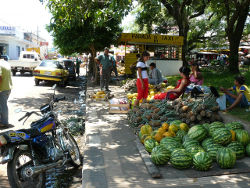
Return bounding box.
[120,33,184,46]
[0,26,16,35]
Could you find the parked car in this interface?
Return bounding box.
[9,51,41,76]
[0,55,9,61]
[59,59,76,80]
[33,60,69,86]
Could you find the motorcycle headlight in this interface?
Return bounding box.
[0,135,7,147]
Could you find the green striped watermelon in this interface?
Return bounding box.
[246,143,250,157]
[151,145,171,165]
[216,148,236,169]
[235,129,250,146]
[176,130,187,140]
[187,125,207,142]
[185,145,205,157]
[144,139,158,153]
[170,149,193,169]
[209,122,225,136]
[205,143,223,161]
[202,123,210,131]
[202,138,214,150]
[212,128,232,145]
[225,122,244,131]
[183,138,199,149]
[193,152,212,171]
[160,137,183,153]
[227,141,245,159]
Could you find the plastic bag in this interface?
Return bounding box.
[216,94,226,110]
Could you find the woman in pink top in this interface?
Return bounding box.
[190,62,203,85]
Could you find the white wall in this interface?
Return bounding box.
[146,60,183,76]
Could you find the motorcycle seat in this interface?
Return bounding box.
[17,128,41,138]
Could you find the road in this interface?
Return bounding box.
[0,72,85,188]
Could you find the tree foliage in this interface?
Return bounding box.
[45,0,132,80]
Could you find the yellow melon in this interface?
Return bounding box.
[161,122,169,131]
[169,124,179,133]
[163,132,173,137]
[179,123,189,132]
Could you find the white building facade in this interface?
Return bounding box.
[0,25,48,60]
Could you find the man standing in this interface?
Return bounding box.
[75,57,81,78]
[0,58,12,128]
[148,62,163,85]
[95,47,113,92]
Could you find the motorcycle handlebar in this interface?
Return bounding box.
[18,112,30,122]
[53,96,66,103]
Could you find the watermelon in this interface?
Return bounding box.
[202,138,214,150]
[160,137,183,153]
[183,138,199,149]
[212,128,232,145]
[185,145,205,157]
[227,141,245,159]
[225,122,244,131]
[216,148,236,169]
[187,125,207,142]
[170,120,182,126]
[205,143,223,161]
[170,149,193,169]
[151,145,171,165]
[235,129,250,146]
[202,123,210,131]
[246,143,250,157]
[144,139,158,153]
[176,130,187,140]
[193,152,212,171]
[208,122,225,136]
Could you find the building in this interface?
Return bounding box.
[0,21,48,60]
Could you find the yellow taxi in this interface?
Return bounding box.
[33,60,69,86]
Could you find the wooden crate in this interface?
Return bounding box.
[108,103,130,114]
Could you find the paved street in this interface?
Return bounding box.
[0,72,85,188]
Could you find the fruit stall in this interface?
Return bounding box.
[118,33,184,76]
[127,94,250,178]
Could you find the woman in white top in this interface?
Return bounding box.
[134,51,150,106]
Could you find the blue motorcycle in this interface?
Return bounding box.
[0,88,82,188]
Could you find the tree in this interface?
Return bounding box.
[211,0,250,73]
[45,0,132,82]
[136,0,211,66]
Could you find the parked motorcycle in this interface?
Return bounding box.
[0,85,82,188]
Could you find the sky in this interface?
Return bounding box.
[0,0,53,47]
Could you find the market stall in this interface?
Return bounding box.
[118,33,184,76]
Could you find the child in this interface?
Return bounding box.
[220,75,250,111]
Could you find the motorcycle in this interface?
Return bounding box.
[0,85,82,188]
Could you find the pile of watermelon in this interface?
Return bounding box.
[139,121,250,171]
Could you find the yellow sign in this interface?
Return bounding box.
[120,33,184,46]
[27,47,40,54]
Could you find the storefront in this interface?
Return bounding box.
[0,26,32,60]
[118,33,184,76]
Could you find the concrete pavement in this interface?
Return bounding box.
[82,83,250,188]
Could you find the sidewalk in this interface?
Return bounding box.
[82,84,250,188]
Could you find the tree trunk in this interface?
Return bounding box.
[89,45,99,84]
[178,22,189,66]
[228,40,240,73]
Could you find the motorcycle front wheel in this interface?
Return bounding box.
[62,132,82,167]
[7,149,45,188]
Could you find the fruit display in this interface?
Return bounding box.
[90,91,107,100]
[216,148,236,169]
[136,119,250,171]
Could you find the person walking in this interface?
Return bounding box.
[134,51,150,106]
[0,58,12,128]
[95,47,113,92]
[75,57,81,78]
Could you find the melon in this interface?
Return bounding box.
[212,128,232,145]
[235,129,250,146]
[216,148,236,169]
[246,143,250,157]
[151,145,171,165]
[225,122,244,131]
[193,152,212,171]
[187,125,207,142]
[170,149,193,169]
[227,141,245,159]
[144,139,158,153]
